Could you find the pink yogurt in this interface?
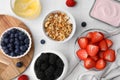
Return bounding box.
[90,0,120,27]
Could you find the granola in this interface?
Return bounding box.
[44,11,73,41]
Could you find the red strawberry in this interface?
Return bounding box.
[78,37,88,49]
[105,39,113,48]
[95,59,106,70]
[91,55,99,61]
[98,51,104,59]
[99,40,108,51]
[76,49,88,60]
[104,49,116,62]
[66,0,76,7]
[86,44,99,57]
[86,32,93,40]
[18,75,29,80]
[91,32,104,43]
[84,58,96,69]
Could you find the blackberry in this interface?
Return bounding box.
[49,53,57,64]
[45,66,55,77]
[54,68,63,79]
[56,58,64,68]
[40,53,49,61]
[36,71,45,79]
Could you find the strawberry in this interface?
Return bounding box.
[84,58,96,69]
[66,0,76,7]
[91,55,99,61]
[86,32,93,40]
[104,49,116,62]
[76,49,88,60]
[86,44,99,57]
[18,75,29,80]
[95,59,106,70]
[98,51,104,59]
[91,31,104,43]
[105,39,113,48]
[78,37,88,49]
[99,40,108,51]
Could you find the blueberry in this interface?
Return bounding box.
[20,46,27,52]
[10,52,15,56]
[1,42,6,47]
[16,61,23,68]
[10,39,14,43]
[4,49,9,54]
[2,46,7,50]
[3,33,9,38]
[7,44,13,48]
[11,29,17,33]
[10,33,14,38]
[81,22,87,27]
[25,44,29,48]
[9,47,14,51]
[15,45,19,49]
[4,38,9,43]
[20,41,24,45]
[19,35,25,40]
[14,41,20,45]
[15,38,19,41]
[15,49,20,54]
[15,33,19,37]
[24,38,29,44]
[19,32,24,36]
[7,31,11,35]
[40,39,46,44]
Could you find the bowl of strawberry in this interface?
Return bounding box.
[75,29,116,70]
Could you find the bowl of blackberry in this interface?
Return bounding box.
[32,50,68,80]
[0,27,32,58]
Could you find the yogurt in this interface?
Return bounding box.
[90,0,120,27]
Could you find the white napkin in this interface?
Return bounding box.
[65,49,120,80]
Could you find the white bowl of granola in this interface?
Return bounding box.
[42,10,76,43]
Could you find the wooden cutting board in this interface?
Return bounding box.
[0,15,34,80]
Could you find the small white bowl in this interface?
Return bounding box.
[0,27,32,58]
[31,50,68,80]
[42,10,76,43]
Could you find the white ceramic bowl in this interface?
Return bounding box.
[42,10,76,43]
[0,27,32,58]
[31,50,68,80]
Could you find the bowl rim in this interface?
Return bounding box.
[31,50,68,80]
[42,9,76,43]
[0,27,32,58]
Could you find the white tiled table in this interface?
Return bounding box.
[0,0,120,80]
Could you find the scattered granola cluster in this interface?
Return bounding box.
[44,11,73,41]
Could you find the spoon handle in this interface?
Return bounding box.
[106,28,120,38]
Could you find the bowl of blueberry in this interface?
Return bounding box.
[0,27,32,58]
[31,50,68,80]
